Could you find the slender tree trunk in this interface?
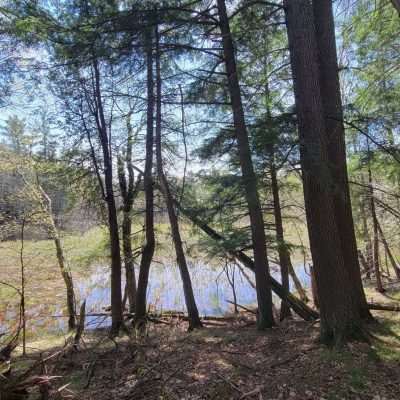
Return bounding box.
[118,113,140,313]
[154,26,202,329]
[312,0,371,320]
[288,260,308,303]
[226,264,239,314]
[173,198,319,321]
[20,218,26,355]
[92,59,123,334]
[358,250,370,276]
[39,186,76,330]
[217,0,275,329]
[368,163,384,292]
[377,219,400,279]
[135,27,156,324]
[284,0,362,344]
[360,186,373,278]
[54,234,76,330]
[122,213,136,312]
[270,162,291,320]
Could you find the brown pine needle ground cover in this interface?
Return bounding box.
[10,295,400,400]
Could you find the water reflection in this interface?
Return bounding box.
[1,261,311,336]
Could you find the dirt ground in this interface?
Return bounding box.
[9,308,399,400]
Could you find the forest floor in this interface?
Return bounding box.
[10,285,400,400]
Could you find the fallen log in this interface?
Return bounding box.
[367,302,400,312]
[226,300,256,314]
[175,201,319,321]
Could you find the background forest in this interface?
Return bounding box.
[0,1,399,399]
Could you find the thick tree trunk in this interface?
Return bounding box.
[135,27,156,324]
[284,0,362,344]
[217,0,275,329]
[270,162,291,320]
[313,0,371,320]
[368,164,385,292]
[154,27,202,330]
[92,59,123,334]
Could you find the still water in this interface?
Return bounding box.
[1,261,311,336]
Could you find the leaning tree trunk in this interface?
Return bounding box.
[93,59,123,334]
[377,219,400,279]
[135,26,156,324]
[154,26,202,329]
[312,0,371,320]
[284,0,362,344]
[217,0,275,329]
[173,200,319,321]
[270,161,291,320]
[39,186,76,330]
[288,260,309,303]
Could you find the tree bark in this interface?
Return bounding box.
[135,26,156,324]
[92,58,123,334]
[368,163,385,292]
[312,0,371,320]
[173,199,319,321]
[39,186,76,330]
[217,0,275,329]
[284,0,362,344]
[288,260,309,303]
[270,161,291,320]
[118,113,140,314]
[377,219,400,279]
[154,25,202,330]
[310,265,319,309]
[360,186,373,279]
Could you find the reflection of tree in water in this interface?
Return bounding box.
[1,260,310,336]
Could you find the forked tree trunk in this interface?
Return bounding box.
[118,113,141,313]
[154,26,202,329]
[270,161,291,320]
[312,0,371,320]
[284,0,362,344]
[135,26,156,324]
[217,0,275,329]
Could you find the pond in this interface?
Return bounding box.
[0,261,311,337]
